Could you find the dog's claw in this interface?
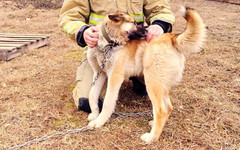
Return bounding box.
[88,118,105,128]
[148,120,153,127]
[88,113,99,121]
[88,120,97,128]
[141,133,155,143]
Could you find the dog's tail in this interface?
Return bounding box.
[173,6,206,54]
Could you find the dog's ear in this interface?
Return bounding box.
[108,14,123,22]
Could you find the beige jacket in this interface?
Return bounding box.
[59,0,175,41]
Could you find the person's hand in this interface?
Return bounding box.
[83,26,99,47]
[146,25,164,42]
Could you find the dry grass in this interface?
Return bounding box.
[208,0,240,5]
[6,0,63,9]
[0,0,239,149]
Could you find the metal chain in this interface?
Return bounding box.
[7,111,152,150]
[7,126,92,150]
[91,45,112,86]
[111,110,152,122]
[91,60,105,86]
[91,68,103,86]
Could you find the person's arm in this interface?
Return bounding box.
[59,0,90,47]
[144,0,175,33]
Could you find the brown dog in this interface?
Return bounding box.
[86,7,206,143]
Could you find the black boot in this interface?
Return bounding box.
[129,77,148,96]
[78,97,103,113]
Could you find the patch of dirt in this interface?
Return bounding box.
[0,0,239,149]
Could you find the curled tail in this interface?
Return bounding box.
[173,6,206,54]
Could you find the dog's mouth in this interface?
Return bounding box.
[128,26,148,40]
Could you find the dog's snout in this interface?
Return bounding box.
[139,26,148,37]
[128,26,148,40]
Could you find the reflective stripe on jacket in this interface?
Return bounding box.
[59,0,175,41]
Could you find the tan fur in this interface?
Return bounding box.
[87,7,206,143]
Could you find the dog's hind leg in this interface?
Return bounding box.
[141,73,173,143]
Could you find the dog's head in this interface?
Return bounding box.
[103,13,148,44]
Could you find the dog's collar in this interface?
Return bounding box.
[101,24,118,47]
[100,24,119,58]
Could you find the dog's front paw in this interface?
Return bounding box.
[88,113,99,121]
[141,133,155,144]
[88,118,105,128]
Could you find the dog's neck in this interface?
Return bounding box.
[95,24,120,53]
[101,24,119,47]
[101,25,113,44]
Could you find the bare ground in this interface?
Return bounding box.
[0,0,239,149]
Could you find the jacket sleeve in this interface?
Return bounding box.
[59,0,90,41]
[143,0,175,32]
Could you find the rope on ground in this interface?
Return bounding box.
[7,110,152,150]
